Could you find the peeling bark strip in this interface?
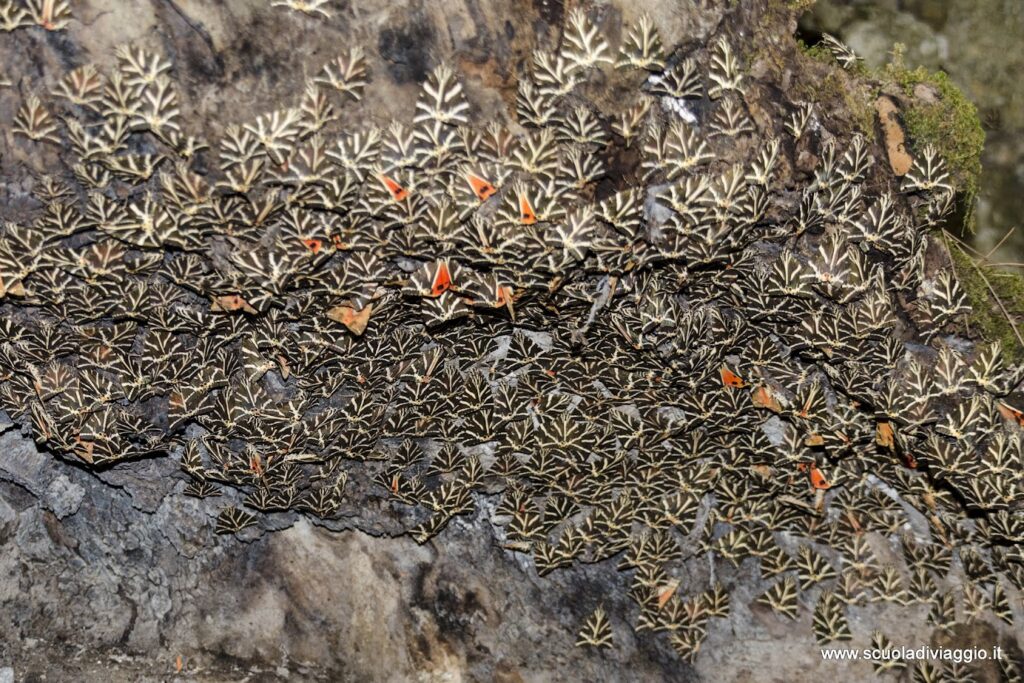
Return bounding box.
[0,1,1022,681]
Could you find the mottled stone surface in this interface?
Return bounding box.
[0,429,689,681]
[1,431,1023,681]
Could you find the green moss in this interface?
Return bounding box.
[784,17,1003,352]
[796,39,832,63]
[843,83,876,137]
[765,0,816,11]
[948,244,1024,361]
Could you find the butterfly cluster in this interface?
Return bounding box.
[0,8,1021,670]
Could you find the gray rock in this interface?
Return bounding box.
[0,494,14,537]
[0,433,84,519]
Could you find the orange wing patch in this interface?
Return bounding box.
[997,401,1024,427]
[248,451,263,477]
[495,283,515,319]
[719,365,745,388]
[518,192,537,225]
[495,284,513,307]
[431,261,453,297]
[657,579,680,609]
[808,464,831,490]
[211,294,258,315]
[378,174,409,201]
[751,384,782,412]
[466,172,498,202]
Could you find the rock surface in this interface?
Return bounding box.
[4,430,1017,682]
[1,1,1022,682]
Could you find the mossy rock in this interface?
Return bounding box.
[948,242,1024,361]
[788,20,1007,355]
[883,61,986,220]
[793,29,985,231]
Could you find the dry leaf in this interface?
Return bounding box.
[751,384,782,412]
[804,433,825,447]
[0,276,26,298]
[876,420,895,448]
[211,294,258,314]
[327,302,373,335]
[875,96,912,176]
[74,436,95,464]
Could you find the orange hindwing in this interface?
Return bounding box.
[378,174,409,201]
[466,173,498,202]
[751,384,782,412]
[719,365,745,388]
[431,261,453,297]
[518,193,537,225]
[808,464,831,490]
[997,401,1024,427]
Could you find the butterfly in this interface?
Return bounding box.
[215,506,257,535]
[403,259,460,298]
[812,591,852,644]
[575,605,613,649]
